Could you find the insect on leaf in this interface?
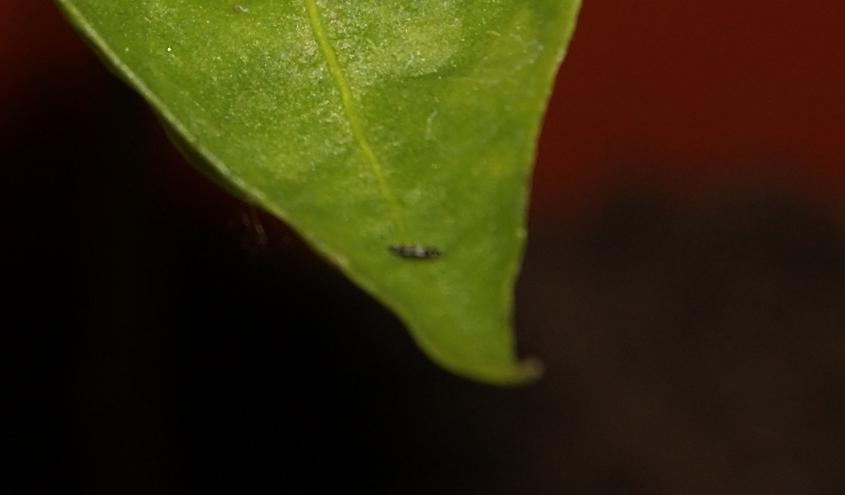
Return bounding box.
[55,0,582,385]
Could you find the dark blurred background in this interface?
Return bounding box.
[5,1,844,494]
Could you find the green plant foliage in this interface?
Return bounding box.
[56,0,581,385]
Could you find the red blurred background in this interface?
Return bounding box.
[5,2,844,494]
[539,0,845,210]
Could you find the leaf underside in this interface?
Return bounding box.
[56,0,581,385]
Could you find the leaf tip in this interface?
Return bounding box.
[443,356,544,387]
[498,356,545,387]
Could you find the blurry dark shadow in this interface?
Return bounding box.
[520,183,845,494]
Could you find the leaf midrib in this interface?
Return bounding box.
[304,0,407,240]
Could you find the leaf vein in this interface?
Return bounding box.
[304,0,406,239]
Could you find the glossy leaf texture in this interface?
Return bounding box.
[56,0,581,385]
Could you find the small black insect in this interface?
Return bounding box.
[389,244,441,260]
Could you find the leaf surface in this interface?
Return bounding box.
[56,0,581,384]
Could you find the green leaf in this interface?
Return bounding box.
[55,0,581,385]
